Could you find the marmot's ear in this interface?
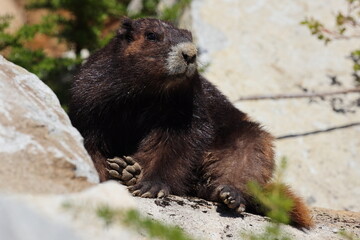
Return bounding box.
[118,16,134,42]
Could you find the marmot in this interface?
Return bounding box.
[70,17,313,229]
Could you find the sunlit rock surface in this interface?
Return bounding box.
[0,56,98,194]
[188,0,360,212]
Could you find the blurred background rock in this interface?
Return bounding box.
[187,0,360,213]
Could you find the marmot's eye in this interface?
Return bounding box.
[145,32,158,41]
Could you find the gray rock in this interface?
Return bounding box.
[0,182,139,240]
[0,197,82,240]
[0,56,98,194]
[127,0,143,16]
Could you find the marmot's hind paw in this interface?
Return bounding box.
[216,185,246,214]
[106,156,141,186]
[129,181,170,198]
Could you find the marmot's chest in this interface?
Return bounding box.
[108,103,195,156]
[126,106,194,130]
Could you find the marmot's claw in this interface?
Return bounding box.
[124,156,136,165]
[125,166,136,174]
[107,169,121,178]
[129,181,170,199]
[108,157,127,168]
[121,169,133,181]
[140,192,151,198]
[126,178,137,186]
[108,162,120,171]
[157,190,166,198]
[216,185,246,213]
[236,203,246,214]
[220,191,230,199]
[106,156,142,186]
[132,190,141,196]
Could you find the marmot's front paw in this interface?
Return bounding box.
[129,181,170,198]
[216,185,246,214]
[106,156,141,186]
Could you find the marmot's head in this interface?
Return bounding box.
[116,18,198,89]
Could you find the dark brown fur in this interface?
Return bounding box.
[70,17,313,229]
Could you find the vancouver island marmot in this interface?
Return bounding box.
[70,17,313,229]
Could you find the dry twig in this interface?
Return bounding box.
[235,88,360,102]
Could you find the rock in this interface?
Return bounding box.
[187,0,360,212]
[157,0,177,15]
[136,195,360,240]
[127,0,143,16]
[0,197,82,240]
[0,182,140,240]
[0,56,98,194]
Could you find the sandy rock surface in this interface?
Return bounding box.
[0,56,98,194]
[136,195,360,240]
[188,0,360,212]
[3,180,358,240]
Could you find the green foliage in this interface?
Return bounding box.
[0,14,55,48]
[161,0,191,23]
[26,0,127,53]
[129,0,191,23]
[96,205,117,226]
[0,0,127,109]
[242,225,292,240]
[248,158,293,225]
[243,157,293,240]
[123,209,194,240]
[198,62,210,73]
[301,0,360,85]
[61,201,73,210]
[130,0,159,18]
[351,50,360,83]
[0,13,80,109]
[300,18,331,44]
[96,206,195,240]
[247,181,293,225]
[339,230,360,240]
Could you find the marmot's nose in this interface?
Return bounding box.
[182,52,196,64]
